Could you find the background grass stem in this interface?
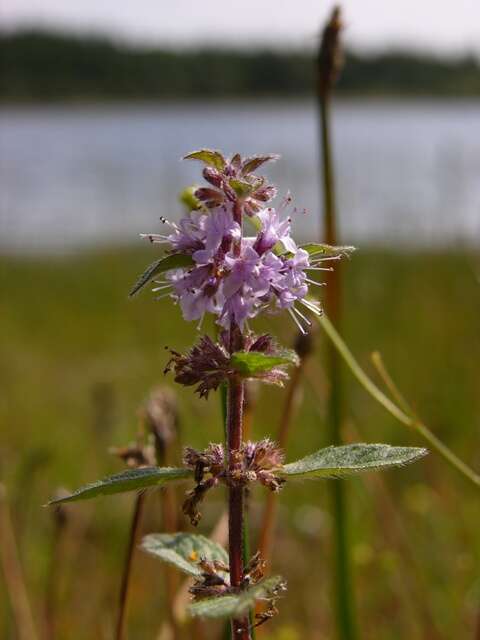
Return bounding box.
[115,491,146,640]
[317,7,358,640]
[318,314,480,490]
[0,484,39,640]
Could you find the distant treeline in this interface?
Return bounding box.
[1,30,480,101]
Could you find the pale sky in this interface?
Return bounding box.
[2,0,480,55]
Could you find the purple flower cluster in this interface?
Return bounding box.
[143,151,330,332]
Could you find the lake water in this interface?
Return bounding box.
[1,100,479,253]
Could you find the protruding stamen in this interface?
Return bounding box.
[154,292,173,301]
[305,278,326,287]
[292,305,312,327]
[159,216,178,230]
[139,233,169,243]
[310,254,342,263]
[287,307,307,334]
[152,284,173,293]
[300,298,322,316]
[306,266,334,272]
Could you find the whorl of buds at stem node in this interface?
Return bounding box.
[188,549,286,623]
[181,440,285,525]
[164,332,297,399]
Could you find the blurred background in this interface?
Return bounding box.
[1,1,479,639]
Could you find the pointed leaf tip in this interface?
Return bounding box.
[301,242,356,258]
[47,466,192,505]
[129,253,194,297]
[230,349,299,377]
[281,444,427,480]
[241,154,281,175]
[183,149,226,171]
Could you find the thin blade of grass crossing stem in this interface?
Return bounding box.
[317,314,480,490]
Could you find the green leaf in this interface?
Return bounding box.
[228,178,255,198]
[230,350,299,376]
[300,243,356,257]
[47,467,192,505]
[241,154,280,175]
[188,576,285,619]
[184,149,226,171]
[129,253,194,297]
[142,532,228,577]
[280,444,427,480]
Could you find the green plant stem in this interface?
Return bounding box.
[318,16,357,640]
[318,314,480,490]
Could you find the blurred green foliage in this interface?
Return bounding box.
[1,30,480,101]
[0,246,479,638]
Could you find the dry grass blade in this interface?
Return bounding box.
[0,484,39,640]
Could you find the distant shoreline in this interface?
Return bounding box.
[3,96,480,109]
[2,30,480,102]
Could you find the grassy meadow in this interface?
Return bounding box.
[1,245,479,639]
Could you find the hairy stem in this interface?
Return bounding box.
[115,491,146,640]
[226,375,250,640]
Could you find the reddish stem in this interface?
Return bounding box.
[226,374,250,640]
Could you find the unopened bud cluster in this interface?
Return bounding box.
[182,440,284,526]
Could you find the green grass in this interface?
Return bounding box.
[1,246,479,639]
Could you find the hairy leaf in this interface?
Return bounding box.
[230,350,299,376]
[301,243,356,257]
[184,149,226,171]
[142,532,228,577]
[229,178,255,198]
[188,576,285,619]
[129,253,194,297]
[281,444,427,480]
[241,154,280,175]
[47,467,192,505]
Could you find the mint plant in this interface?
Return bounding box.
[49,150,426,639]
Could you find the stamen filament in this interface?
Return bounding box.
[288,307,307,334]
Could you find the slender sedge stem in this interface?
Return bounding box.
[226,375,250,640]
[115,492,146,640]
[318,314,480,490]
[318,8,357,639]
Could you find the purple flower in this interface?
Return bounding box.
[253,207,297,256]
[192,204,240,264]
[168,210,207,254]
[275,248,310,308]
[138,151,337,334]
